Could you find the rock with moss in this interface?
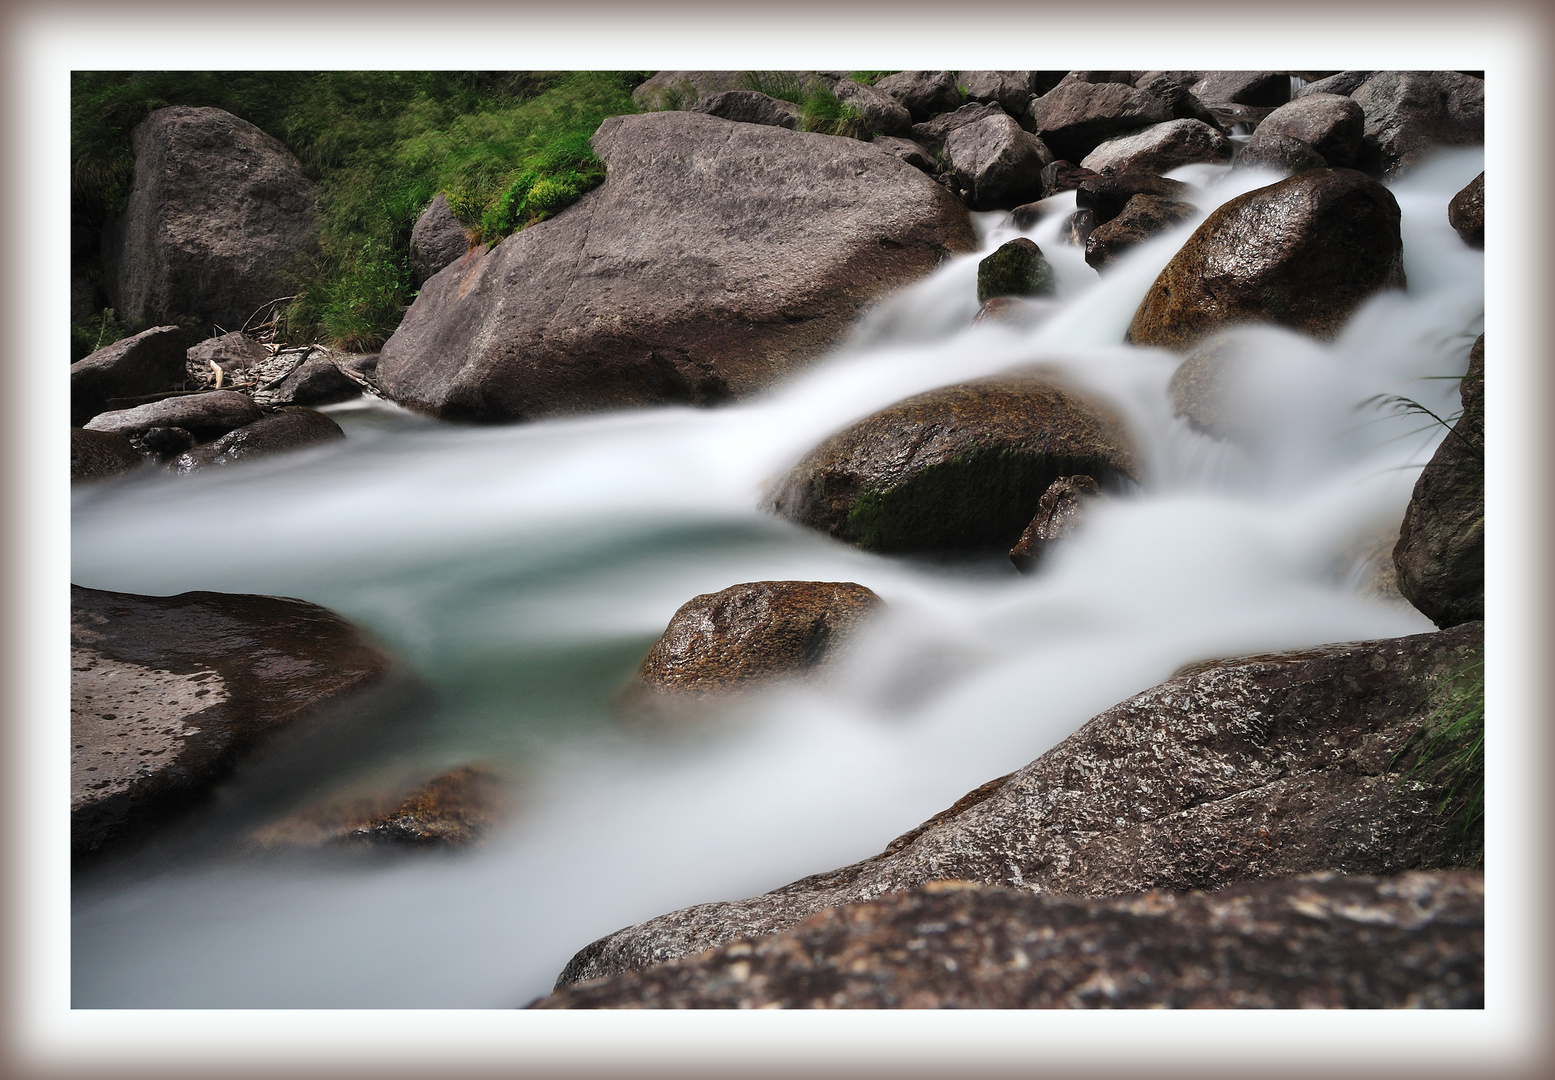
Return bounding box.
[831,79,912,137]
[1448,172,1484,249]
[70,325,192,427]
[409,193,473,285]
[976,238,1056,304]
[1127,168,1405,351]
[1393,335,1483,628]
[375,111,976,422]
[768,373,1136,554]
[1084,194,1198,270]
[1079,119,1232,176]
[1008,474,1100,573]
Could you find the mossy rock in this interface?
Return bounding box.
[976,238,1055,305]
[769,372,1137,554]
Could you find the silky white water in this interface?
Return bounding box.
[70,148,1484,1007]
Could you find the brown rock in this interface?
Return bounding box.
[1024,81,1173,163]
[1448,172,1484,249]
[1351,71,1484,178]
[873,71,962,123]
[1244,93,1365,168]
[409,193,473,286]
[70,427,144,484]
[868,136,933,172]
[1061,208,1098,248]
[1079,119,1233,176]
[1126,168,1405,351]
[1189,71,1293,108]
[537,870,1483,1009]
[70,325,192,427]
[832,78,913,138]
[1074,172,1191,226]
[1038,160,1101,199]
[943,113,1053,210]
[169,407,345,473]
[1008,475,1100,573]
[1083,194,1198,271]
[1293,71,1376,99]
[976,238,1055,303]
[251,765,508,850]
[1231,133,1331,177]
[82,389,263,441]
[957,70,1040,116]
[264,353,363,407]
[908,102,1006,158]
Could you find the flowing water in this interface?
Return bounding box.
[70,148,1484,1008]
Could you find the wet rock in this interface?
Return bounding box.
[136,425,195,460]
[1167,332,1252,440]
[1231,133,1331,177]
[1448,172,1484,249]
[976,238,1055,303]
[868,136,933,172]
[1127,168,1405,351]
[768,373,1137,554]
[1132,72,1226,133]
[1293,71,1377,99]
[1062,209,1099,248]
[1079,119,1233,176]
[1394,335,1483,628]
[1083,194,1198,271]
[375,111,976,423]
[694,90,801,131]
[187,331,268,381]
[538,870,1483,1009]
[1024,81,1173,164]
[1007,201,1051,231]
[409,193,472,286]
[1074,173,1191,226]
[1038,160,1101,199]
[1351,71,1484,178]
[1245,93,1365,169]
[970,296,1050,329]
[908,102,1005,158]
[833,79,912,137]
[957,70,1041,116]
[1008,475,1100,573]
[873,70,963,123]
[944,113,1053,210]
[1190,71,1292,108]
[1207,102,1276,134]
[265,352,363,407]
[553,622,1481,986]
[251,765,507,850]
[102,106,320,333]
[82,389,263,441]
[70,427,144,484]
[70,325,192,427]
[71,585,396,858]
[170,407,344,473]
[619,581,883,712]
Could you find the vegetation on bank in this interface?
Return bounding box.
[71,71,647,354]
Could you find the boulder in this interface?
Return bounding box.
[868,136,933,172]
[873,71,963,123]
[1024,81,1174,164]
[832,79,913,137]
[409,193,472,286]
[1008,474,1100,573]
[957,71,1040,116]
[70,325,191,427]
[250,765,507,850]
[71,584,395,857]
[1079,118,1233,176]
[1074,173,1191,226]
[943,113,1053,210]
[619,582,883,711]
[1448,172,1485,249]
[768,373,1137,554]
[102,106,320,333]
[553,622,1482,986]
[82,389,263,441]
[187,331,268,379]
[1062,71,1137,87]
[1293,71,1377,99]
[1393,335,1483,628]
[1243,93,1365,169]
[694,90,801,131]
[1167,332,1253,440]
[538,870,1483,1009]
[1231,133,1331,177]
[1127,168,1405,351]
[70,427,144,484]
[632,71,757,111]
[1007,202,1049,231]
[908,102,1006,158]
[264,352,363,407]
[1189,71,1292,108]
[976,238,1055,304]
[374,111,976,422]
[1038,160,1101,199]
[169,407,345,473]
[1350,71,1484,178]
[1132,72,1226,132]
[1084,195,1198,271]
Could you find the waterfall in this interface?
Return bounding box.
[70,146,1485,1007]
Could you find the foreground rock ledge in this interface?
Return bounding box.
[375,110,977,423]
[71,585,396,858]
[555,623,1478,987]
[536,870,1482,1008]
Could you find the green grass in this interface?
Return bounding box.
[72,71,647,351]
[847,71,899,86]
[1396,652,1485,866]
[798,85,869,140]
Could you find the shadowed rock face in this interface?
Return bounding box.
[70,326,192,427]
[70,428,144,484]
[1023,80,1173,164]
[976,238,1055,304]
[1244,93,1365,169]
[1009,474,1100,573]
[409,194,472,285]
[1350,71,1484,179]
[71,586,396,858]
[374,111,976,423]
[1448,172,1485,249]
[536,870,1483,1009]
[873,70,962,123]
[768,373,1137,554]
[553,623,1479,988]
[1126,168,1405,351]
[1079,118,1232,176]
[1083,194,1197,270]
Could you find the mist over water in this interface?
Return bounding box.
[70,149,1483,1007]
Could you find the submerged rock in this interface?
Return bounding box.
[768,373,1137,554]
[82,389,263,441]
[554,622,1480,986]
[70,325,192,427]
[70,427,144,484]
[976,238,1055,304]
[251,765,508,850]
[169,407,345,472]
[1448,172,1485,249]
[1394,335,1484,628]
[1083,194,1197,270]
[1008,475,1100,573]
[374,111,975,422]
[1127,168,1405,351]
[71,585,395,858]
[538,870,1483,1009]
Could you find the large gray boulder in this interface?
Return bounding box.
[1189,71,1292,108]
[872,71,963,123]
[1079,118,1232,175]
[102,106,320,334]
[1127,168,1405,351]
[70,325,191,426]
[554,622,1481,987]
[374,111,976,422]
[71,585,395,858]
[409,193,472,285]
[1243,93,1366,169]
[1351,71,1484,178]
[1024,80,1173,163]
[943,113,1053,209]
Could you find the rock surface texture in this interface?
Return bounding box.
[70,428,144,484]
[103,106,320,333]
[769,373,1137,554]
[1127,168,1405,351]
[82,390,263,441]
[1393,335,1484,628]
[1243,93,1365,169]
[1448,172,1485,249]
[539,871,1482,1008]
[374,111,976,422]
[943,113,1053,210]
[1008,475,1101,573]
[1084,195,1197,270]
[169,407,345,473]
[409,193,472,285]
[976,238,1055,304]
[554,623,1480,987]
[873,71,962,123]
[70,325,192,427]
[1024,80,1173,164]
[1350,71,1484,178]
[695,90,801,131]
[1079,119,1232,176]
[71,585,395,857]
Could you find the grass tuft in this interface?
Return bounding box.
[1395,652,1485,866]
[798,85,869,140]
